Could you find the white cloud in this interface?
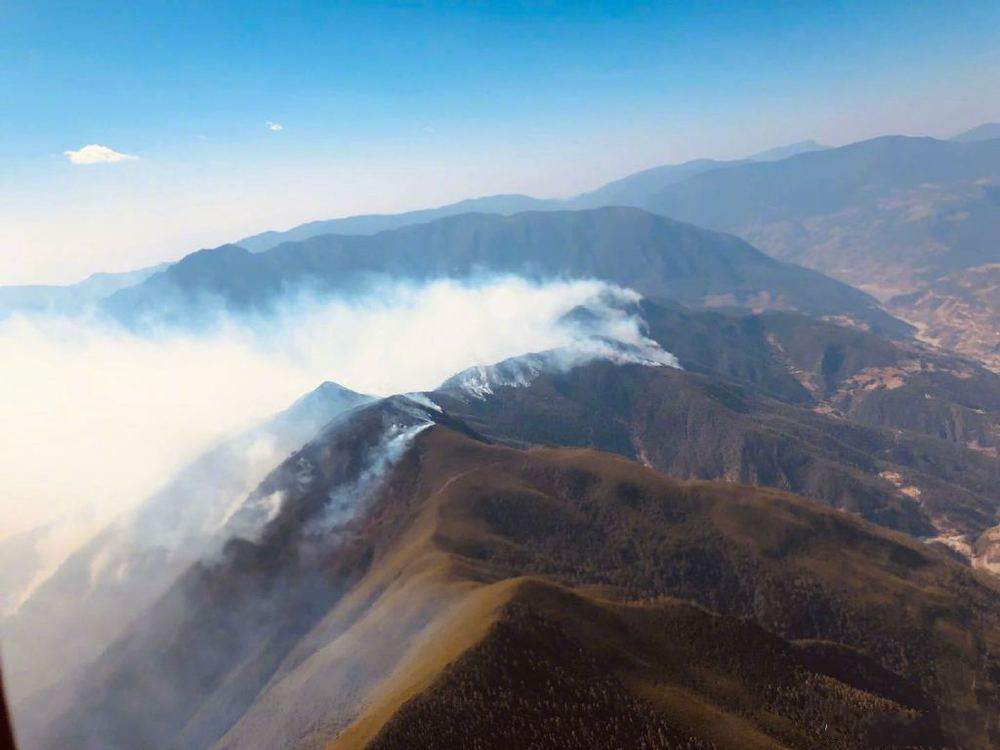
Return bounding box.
[63,144,139,165]
[266,121,284,131]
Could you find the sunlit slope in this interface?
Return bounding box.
[231,428,1000,749]
[26,416,1000,749]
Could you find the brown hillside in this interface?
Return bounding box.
[281,427,1000,750]
[28,420,1000,750]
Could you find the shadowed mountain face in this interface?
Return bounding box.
[20,416,1000,750]
[102,207,907,336]
[436,355,1000,542]
[15,396,469,750]
[434,300,1000,557]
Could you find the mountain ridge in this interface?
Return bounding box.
[101,207,909,336]
[23,419,1000,749]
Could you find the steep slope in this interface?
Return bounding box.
[237,429,1000,750]
[434,357,1000,546]
[23,423,1000,749]
[102,207,907,335]
[15,395,470,750]
[1,381,372,705]
[637,302,1000,455]
[338,581,943,750]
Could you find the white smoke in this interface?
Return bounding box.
[0,276,668,543]
[307,420,431,538]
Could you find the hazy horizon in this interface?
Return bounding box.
[2,0,998,285]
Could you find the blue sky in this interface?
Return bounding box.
[1,0,998,284]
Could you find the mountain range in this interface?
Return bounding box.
[223,130,999,369]
[4,124,1000,749]
[4,128,997,358]
[640,136,1000,368]
[101,207,907,336]
[9,127,996,370]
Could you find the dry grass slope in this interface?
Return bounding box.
[315,427,1000,749]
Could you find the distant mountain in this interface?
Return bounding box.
[237,161,741,253]
[633,300,1000,461]
[747,138,829,161]
[566,158,739,209]
[103,207,909,336]
[649,135,1000,234]
[6,131,994,337]
[0,263,168,318]
[950,122,1000,142]
[235,146,824,252]
[237,194,555,253]
[641,135,1000,367]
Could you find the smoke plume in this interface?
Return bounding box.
[0,276,665,543]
